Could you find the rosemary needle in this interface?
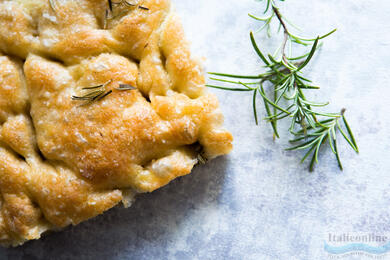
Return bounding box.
[138,6,149,11]
[207,0,358,171]
[49,0,56,12]
[108,0,113,12]
[104,0,149,28]
[116,84,137,90]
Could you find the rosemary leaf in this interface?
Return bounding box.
[117,84,137,90]
[253,88,259,125]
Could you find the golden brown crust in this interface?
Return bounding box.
[0,0,232,246]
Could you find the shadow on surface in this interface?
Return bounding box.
[1,156,230,260]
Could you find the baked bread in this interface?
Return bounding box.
[0,0,232,246]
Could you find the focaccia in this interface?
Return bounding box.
[0,0,232,246]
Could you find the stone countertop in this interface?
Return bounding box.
[2,0,390,259]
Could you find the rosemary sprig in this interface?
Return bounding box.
[207,0,358,171]
[287,110,358,171]
[72,80,113,106]
[72,80,138,106]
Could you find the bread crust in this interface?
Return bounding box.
[0,0,232,246]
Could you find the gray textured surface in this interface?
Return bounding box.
[1,0,390,259]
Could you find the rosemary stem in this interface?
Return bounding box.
[272,6,289,61]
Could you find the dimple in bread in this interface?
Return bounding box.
[0,0,232,246]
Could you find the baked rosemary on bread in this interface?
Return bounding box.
[0,0,232,246]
